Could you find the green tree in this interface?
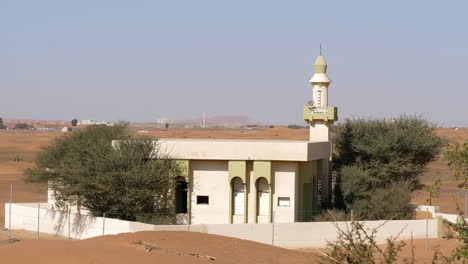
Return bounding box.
[25,124,181,223]
[444,140,468,189]
[71,119,78,127]
[15,123,33,130]
[435,140,468,261]
[0,117,6,129]
[333,116,444,219]
[423,178,442,206]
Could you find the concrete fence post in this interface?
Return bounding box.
[271,211,275,246]
[68,209,71,240]
[465,191,467,216]
[9,184,12,240]
[425,208,429,250]
[102,213,106,236]
[37,203,40,240]
[436,216,443,238]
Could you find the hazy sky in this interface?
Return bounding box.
[1,1,467,126]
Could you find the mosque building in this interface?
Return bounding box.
[158,54,338,224]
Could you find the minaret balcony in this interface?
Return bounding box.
[303,106,338,123]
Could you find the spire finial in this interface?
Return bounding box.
[320,43,322,56]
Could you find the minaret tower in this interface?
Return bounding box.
[303,54,338,141]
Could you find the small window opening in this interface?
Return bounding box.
[197,195,209,205]
[316,90,322,107]
[278,197,290,207]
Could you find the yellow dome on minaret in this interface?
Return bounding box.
[314,55,327,73]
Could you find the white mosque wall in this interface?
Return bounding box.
[309,121,330,142]
[187,160,301,224]
[272,162,298,223]
[190,160,229,224]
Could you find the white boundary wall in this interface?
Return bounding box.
[5,203,438,248]
[414,205,468,224]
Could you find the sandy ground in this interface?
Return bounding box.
[300,237,463,263]
[0,130,56,227]
[410,127,468,214]
[0,231,318,264]
[0,229,64,241]
[0,230,462,264]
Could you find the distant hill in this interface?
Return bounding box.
[177,115,261,127]
[3,119,69,128]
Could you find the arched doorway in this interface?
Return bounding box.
[256,177,269,222]
[232,177,245,218]
[175,176,188,214]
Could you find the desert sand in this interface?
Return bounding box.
[0,230,463,264]
[0,231,318,264]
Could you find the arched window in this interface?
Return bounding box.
[232,177,244,216]
[175,177,188,214]
[256,178,269,216]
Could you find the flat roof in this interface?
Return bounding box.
[159,138,325,143]
[156,138,330,162]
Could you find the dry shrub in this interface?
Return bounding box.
[319,220,409,264]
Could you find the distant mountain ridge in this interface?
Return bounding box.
[177,115,261,126]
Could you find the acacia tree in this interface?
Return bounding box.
[444,140,468,189]
[25,124,181,223]
[0,117,6,129]
[436,139,468,261]
[424,178,442,206]
[333,115,444,220]
[15,123,32,130]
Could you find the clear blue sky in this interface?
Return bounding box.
[1,0,467,126]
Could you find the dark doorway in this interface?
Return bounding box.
[176,179,188,214]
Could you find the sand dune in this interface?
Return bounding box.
[0,231,318,264]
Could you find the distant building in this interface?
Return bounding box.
[34,127,58,132]
[78,120,114,126]
[156,118,174,128]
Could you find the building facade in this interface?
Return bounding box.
[158,54,338,224]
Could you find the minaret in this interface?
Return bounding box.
[303,54,338,142]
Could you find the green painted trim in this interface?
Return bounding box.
[228,161,248,224]
[253,182,258,223]
[175,160,191,224]
[176,160,190,180]
[228,179,233,224]
[253,161,273,223]
[269,184,274,223]
[321,159,331,208]
[303,106,338,123]
[228,161,247,182]
[317,159,324,208]
[298,161,317,221]
[244,174,249,224]
[253,161,272,183]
